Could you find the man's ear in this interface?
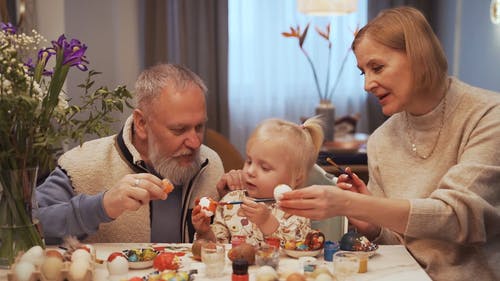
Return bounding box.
[133,109,148,140]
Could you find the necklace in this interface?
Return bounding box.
[405,93,447,160]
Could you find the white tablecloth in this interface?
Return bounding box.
[1,243,431,281]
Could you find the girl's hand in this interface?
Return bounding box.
[216,169,246,197]
[191,205,211,235]
[240,197,271,226]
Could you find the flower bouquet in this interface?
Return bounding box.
[282,23,354,103]
[0,22,132,267]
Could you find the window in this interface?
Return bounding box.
[228,0,367,153]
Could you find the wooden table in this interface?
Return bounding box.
[1,243,431,281]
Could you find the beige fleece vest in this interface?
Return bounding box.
[59,135,150,243]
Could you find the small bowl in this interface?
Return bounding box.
[128,259,154,269]
[283,248,322,258]
[122,248,159,269]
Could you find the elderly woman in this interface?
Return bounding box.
[279,6,500,281]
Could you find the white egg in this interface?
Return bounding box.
[273,184,292,201]
[71,248,91,262]
[69,259,90,281]
[20,245,44,266]
[41,256,65,280]
[198,196,215,217]
[14,261,36,281]
[106,255,129,275]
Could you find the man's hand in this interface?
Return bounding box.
[102,173,167,219]
[216,169,246,197]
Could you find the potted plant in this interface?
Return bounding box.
[0,22,132,267]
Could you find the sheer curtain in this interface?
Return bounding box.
[228,0,368,154]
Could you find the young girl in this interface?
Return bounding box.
[191,117,324,245]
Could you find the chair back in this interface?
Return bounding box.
[205,129,244,172]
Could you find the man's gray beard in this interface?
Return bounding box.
[146,128,201,185]
[152,152,201,185]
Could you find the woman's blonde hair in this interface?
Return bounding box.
[351,6,448,94]
[247,116,324,187]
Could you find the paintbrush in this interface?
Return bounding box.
[326,157,352,178]
[219,198,276,205]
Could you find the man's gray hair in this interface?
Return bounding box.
[134,63,207,109]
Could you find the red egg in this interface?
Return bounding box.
[107,252,126,262]
[162,178,174,194]
[153,252,180,271]
[196,196,218,217]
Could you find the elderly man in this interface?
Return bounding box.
[36,64,224,244]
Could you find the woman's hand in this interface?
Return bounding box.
[336,167,370,195]
[335,168,380,236]
[278,185,344,220]
[216,169,246,197]
[347,217,381,241]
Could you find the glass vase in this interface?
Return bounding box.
[0,167,45,268]
[315,99,336,141]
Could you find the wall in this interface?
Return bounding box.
[437,0,500,92]
[35,0,143,134]
[34,0,499,135]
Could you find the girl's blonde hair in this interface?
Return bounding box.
[247,116,324,187]
[351,6,448,94]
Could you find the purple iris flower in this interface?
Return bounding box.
[25,58,53,77]
[50,35,89,71]
[38,48,56,70]
[0,22,17,34]
[25,58,35,70]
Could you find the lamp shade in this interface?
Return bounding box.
[492,0,500,24]
[297,0,357,16]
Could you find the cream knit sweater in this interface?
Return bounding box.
[367,77,500,281]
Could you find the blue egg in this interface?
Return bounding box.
[128,253,138,262]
